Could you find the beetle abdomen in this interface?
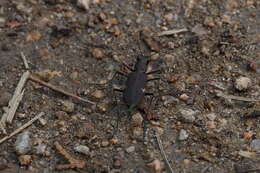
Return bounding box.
[123,72,147,108]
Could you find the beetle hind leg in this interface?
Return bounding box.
[147,77,160,82]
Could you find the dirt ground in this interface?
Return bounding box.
[0,0,259,173]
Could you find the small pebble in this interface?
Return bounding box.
[243,131,254,140]
[179,93,189,101]
[101,141,109,147]
[179,129,189,140]
[92,48,104,59]
[55,111,69,120]
[74,145,90,155]
[248,61,257,72]
[162,95,179,105]
[35,143,47,155]
[110,138,119,145]
[19,155,32,165]
[250,139,260,151]
[131,113,143,127]
[15,131,32,155]
[132,127,143,140]
[70,71,78,80]
[0,17,6,23]
[126,146,135,153]
[206,121,216,129]
[38,117,47,126]
[77,0,91,10]
[192,24,208,36]
[179,108,198,123]
[204,16,215,27]
[76,122,95,139]
[92,90,105,99]
[0,91,11,106]
[164,54,175,65]
[206,113,217,121]
[235,76,252,91]
[150,53,160,61]
[60,100,75,113]
[113,151,125,168]
[147,159,162,173]
[164,13,174,22]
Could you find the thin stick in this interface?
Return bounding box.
[20,52,29,69]
[154,129,175,173]
[54,141,86,170]
[1,71,30,130]
[6,89,25,123]
[29,75,95,105]
[158,28,188,36]
[216,91,260,102]
[0,112,45,144]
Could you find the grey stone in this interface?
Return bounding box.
[15,131,32,155]
[235,76,251,91]
[126,146,135,153]
[74,145,90,155]
[61,100,75,113]
[179,108,198,123]
[250,139,260,151]
[179,129,189,140]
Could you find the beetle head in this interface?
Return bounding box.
[134,56,149,72]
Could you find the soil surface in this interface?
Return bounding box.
[0,0,259,173]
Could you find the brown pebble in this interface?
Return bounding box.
[19,155,32,165]
[92,90,105,99]
[70,71,78,80]
[206,121,216,129]
[92,48,104,59]
[147,159,162,173]
[110,138,119,145]
[204,16,215,27]
[60,100,75,113]
[179,93,189,101]
[101,141,109,147]
[131,113,143,127]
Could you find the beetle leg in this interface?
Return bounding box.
[114,88,124,92]
[116,70,128,77]
[146,69,161,75]
[122,62,134,71]
[145,92,154,96]
[147,77,160,82]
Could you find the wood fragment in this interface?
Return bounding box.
[153,129,175,173]
[54,141,86,170]
[29,75,95,105]
[6,89,25,123]
[158,28,188,36]
[216,90,260,102]
[20,52,29,69]
[1,71,30,131]
[0,112,44,144]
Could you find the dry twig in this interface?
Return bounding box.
[29,75,95,105]
[1,71,30,133]
[153,129,175,173]
[20,52,29,69]
[54,141,86,170]
[0,112,44,144]
[158,28,188,36]
[216,90,260,102]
